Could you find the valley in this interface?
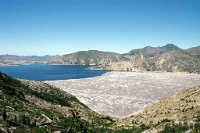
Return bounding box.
[1,68,200,132]
[1,44,200,132]
[1,0,200,131]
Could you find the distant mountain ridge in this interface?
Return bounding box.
[128,44,180,56]
[49,44,200,73]
[93,44,200,73]
[50,44,180,65]
[50,50,124,65]
[1,44,200,73]
[126,44,180,58]
[139,46,200,73]
[0,55,56,61]
[0,55,57,65]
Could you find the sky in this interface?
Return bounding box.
[0,0,200,56]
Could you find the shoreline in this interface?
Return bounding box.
[45,71,200,118]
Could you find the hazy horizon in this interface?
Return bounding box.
[0,43,199,56]
[1,0,200,56]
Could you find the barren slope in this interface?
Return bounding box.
[46,71,200,118]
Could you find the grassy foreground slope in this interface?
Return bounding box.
[118,85,200,132]
[0,72,113,132]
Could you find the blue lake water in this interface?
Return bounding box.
[0,64,109,81]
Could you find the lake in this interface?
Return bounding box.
[0,64,109,81]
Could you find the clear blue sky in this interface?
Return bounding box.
[0,0,200,55]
